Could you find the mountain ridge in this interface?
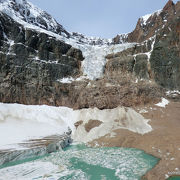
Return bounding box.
[0,0,69,37]
[0,0,175,45]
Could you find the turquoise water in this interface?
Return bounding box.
[168,177,180,180]
[0,144,158,180]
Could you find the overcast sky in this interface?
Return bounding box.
[29,0,178,38]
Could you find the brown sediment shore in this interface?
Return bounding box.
[89,101,180,180]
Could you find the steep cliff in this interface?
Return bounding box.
[111,0,180,90]
[0,11,84,105]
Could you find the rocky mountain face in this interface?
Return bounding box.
[113,0,179,44]
[0,10,83,105]
[112,0,180,90]
[0,0,179,108]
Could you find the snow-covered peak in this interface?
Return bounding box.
[0,0,69,36]
[0,0,114,45]
[70,32,112,46]
[140,9,162,26]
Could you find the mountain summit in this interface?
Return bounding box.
[0,0,69,36]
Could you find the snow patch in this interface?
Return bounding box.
[140,9,162,26]
[166,90,180,97]
[57,76,88,84]
[133,35,156,63]
[58,77,74,84]
[145,36,156,61]
[139,109,148,114]
[155,98,169,108]
[141,13,152,25]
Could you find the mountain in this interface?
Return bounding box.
[0,0,179,108]
[0,0,69,36]
[0,1,180,179]
[113,0,179,43]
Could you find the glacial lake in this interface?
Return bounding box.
[0,144,158,180]
[168,177,180,180]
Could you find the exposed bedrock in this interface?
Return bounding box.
[108,0,180,90]
[0,12,84,106]
[150,21,180,89]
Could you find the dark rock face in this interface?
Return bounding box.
[149,1,180,90]
[110,0,180,90]
[105,39,153,80]
[0,12,83,105]
[150,33,180,89]
[106,56,135,74]
[134,54,149,79]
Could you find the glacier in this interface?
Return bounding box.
[0,103,152,150]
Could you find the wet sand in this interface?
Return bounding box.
[90,101,180,180]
